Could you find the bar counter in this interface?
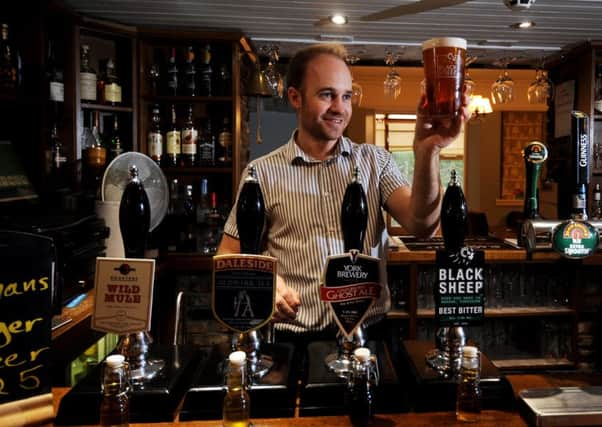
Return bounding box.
[51,372,602,426]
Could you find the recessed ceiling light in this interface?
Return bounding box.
[330,14,348,25]
[510,21,536,29]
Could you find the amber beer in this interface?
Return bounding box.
[422,37,467,119]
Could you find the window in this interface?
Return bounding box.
[374,114,465,234]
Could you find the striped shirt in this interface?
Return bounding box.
[223,132,409,334]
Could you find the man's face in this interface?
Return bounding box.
[288,54,353,144]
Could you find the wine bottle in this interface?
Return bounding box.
[441,169,468,252]
[164,104,181,167]
[341,166,368,252]
[184,46,196,96]
[236,164,265,254]
[80,44,97,101]
[181,104,197,167]
[119,165,151,258]
[199,43,212,96]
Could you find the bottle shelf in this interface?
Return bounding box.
[81,102,134,113]
[492,357,573,370]
[386,309,410,319]
[161,166,233,175]
[142,95,232,104]
[416,306,575,319]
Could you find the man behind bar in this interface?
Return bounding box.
[218,43,470,340]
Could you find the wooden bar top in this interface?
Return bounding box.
[50,373,602,426]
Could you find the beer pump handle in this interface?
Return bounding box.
[119,165,151,258]
[440,170,468,252]
[236,164,265,255]
[571,111,590,220]
[522,141,549,220]
[341,166,368,253]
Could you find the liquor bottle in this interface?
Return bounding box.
[167,47,178,96]
[222,351,250,427]
[341,166,368,252]
[201,191,222,254]
[196,177,211,226]
[456,346,481,422]
[592,183,602,220]
[215,63,231,96]
[47,39,64,103]
[181,104,197,167]
[103,58,122,105]
[108,114,124,162]
[80,44,97,101]
[184,46,196,96]
[119,164,151,258]
[0,23,17,90]
[198,43,212,96]
[82,111,107,191]
[217,116,233,163]
[179,184,196,252]
[47,122,67,182]
[198,119,215,165]
[100,354,130,427]
[148,105,163,165]
[236,165,265,254]
[441,169,468,252]
[164,104,181,167]
[166,178,180,252]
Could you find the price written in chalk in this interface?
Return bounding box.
[0,274,52,402]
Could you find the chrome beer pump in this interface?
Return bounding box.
[522,112,600,258]
[325,167,370,377]
[116,165,164,382]
[231,164,273,379]
[425,170,468,378]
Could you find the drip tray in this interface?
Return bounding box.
[396,236,518,251]
[299,340,409,416]
[179,342,297,420]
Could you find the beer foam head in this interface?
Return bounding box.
[422,37,467,51]
[229,350,247,366]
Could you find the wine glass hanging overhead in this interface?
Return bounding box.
[491,57,516,105]
[527,59,554,104]
[464,55,477,97]
[345,54,363,107]
[260,45,284,98]
[383,50,402,100]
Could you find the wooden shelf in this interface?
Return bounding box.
[81,102,134,113]
[416,306,575,319]
[492,357,573,370]
[162,166,233,175]
[142,95,232,103]
[386,309,410,319]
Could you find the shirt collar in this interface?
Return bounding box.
[284,130,352,164]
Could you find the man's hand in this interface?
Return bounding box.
[272,275,300,322]
[414,92,472,153]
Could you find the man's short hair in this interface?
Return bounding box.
[286,44,348,91]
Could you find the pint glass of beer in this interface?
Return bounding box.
[422,37,467,119]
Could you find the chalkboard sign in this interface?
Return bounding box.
[0,231,53,406]
[435,248,485,326]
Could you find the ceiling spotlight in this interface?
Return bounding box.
[510,21,535,29]
[329,14,348,25]
[504,0,536,10]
